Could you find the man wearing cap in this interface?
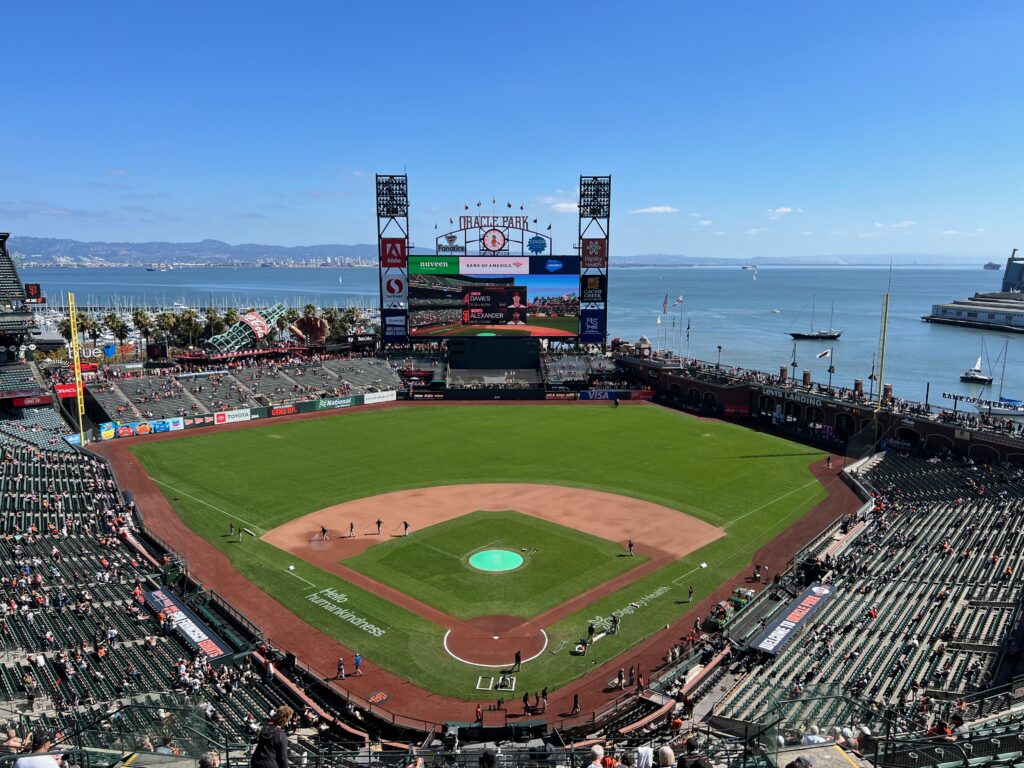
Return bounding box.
[14,730,60,768]
[783,757,814,768]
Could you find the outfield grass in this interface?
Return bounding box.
[343,510,645,619]
[130,404,827,698]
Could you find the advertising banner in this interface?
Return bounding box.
[581,239,608,269]
[54,383,81,399]
[239,311,270,340]
[146,589,232,662]
[459,257,529,275]
[13,395,53,407]
[380,238,407,268]
[462,287,529,326]
[408,256,459,275]
[184,414,217,430]
[214,408,252,425]
[24,283,45,305]
[579,309,607,342]
[98,422,116,441]
[579,390,622,401]
[529,256,580,275]
[362,390,397,405]
[63,433,82,446]
[315,396,355,410]
[580,274,608,303]
[150,417,185,434]
[381,309,408,343]
[271,404,297,417]
[748,583,834,655]
[382,274,408,304]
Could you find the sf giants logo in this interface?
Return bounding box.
[380,238,407,268]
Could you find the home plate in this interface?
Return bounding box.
[492,635,499,640]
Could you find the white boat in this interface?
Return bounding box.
[960,356,993,384]
[975,341,1024,418]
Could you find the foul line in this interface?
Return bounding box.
[721,479,820,530]
[151,479,267,534]
[442,630,549,668]
[286,569,317,588]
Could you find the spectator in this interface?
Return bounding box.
[251,705,292,768]
[14,731,59,768]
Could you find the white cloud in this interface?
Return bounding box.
[536,190,578,213]
[713,231,725,236]
[689,212,701,218]
[767,206,794,220]
[940,230,962,236]
[890,220,915,228]
[699,219,712,226]
[874,222,884,228]
[976,228,986,233]
[107,169,130,177]
[630,205,679,214]
[745,228,764,235]
[800,231,814,236]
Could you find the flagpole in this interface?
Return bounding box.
[686,314,691,360]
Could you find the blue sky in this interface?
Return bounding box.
[2,2,1021,258]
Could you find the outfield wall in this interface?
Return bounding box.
[97,390,398,440]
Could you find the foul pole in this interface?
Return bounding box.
[67,293,86,446]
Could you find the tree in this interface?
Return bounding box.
[223,308,240,327]
[57,317,74,344]
[109,318,131,356]
[155,312,177,349]
[284,307,301,325]
[132,309,154,348]
[82,315,101,346]
[203,307,225,340]
[177,309,202,348]
[302,304,318,319]
[274,314,289,342]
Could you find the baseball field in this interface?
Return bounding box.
[128,403,828,699]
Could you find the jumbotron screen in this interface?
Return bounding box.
[408,255,583,337]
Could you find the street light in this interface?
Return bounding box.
[716,345,722,370]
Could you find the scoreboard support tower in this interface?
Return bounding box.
[376,175,410,346]
[578,175,611,350]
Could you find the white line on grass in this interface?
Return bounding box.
[286,569,316,587]
[721,479,820,530]
[151,479,266,534]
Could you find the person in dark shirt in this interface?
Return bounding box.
[251,705,292,768]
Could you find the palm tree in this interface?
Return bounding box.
[109,318,131,357]
[320,307,340,326]
[132,308,154,349]
[274,314,289,343]
[177,309,202,348]
[58,317,75,344]
[82,315,101,347]
[284,307,301,325]
[155,311,177,350]
[223,308,240,327]
[302,303,318,319]
[203,307,225,339]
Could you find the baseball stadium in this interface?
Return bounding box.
[0,179,1022,768]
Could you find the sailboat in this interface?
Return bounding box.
[789,297,842,340]
[960,342,992,384]
[960,356,992,384]
[976,341,1024,418]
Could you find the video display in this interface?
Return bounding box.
[409,256,580,337]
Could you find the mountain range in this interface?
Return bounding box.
[6,235,990,267]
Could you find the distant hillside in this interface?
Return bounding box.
[8,236,433,266]
[7,234,981,267]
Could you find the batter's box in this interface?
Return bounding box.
[476,676,494,691]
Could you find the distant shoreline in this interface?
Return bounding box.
[19,262,986,270]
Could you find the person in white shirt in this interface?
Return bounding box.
[13,730,59,768]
